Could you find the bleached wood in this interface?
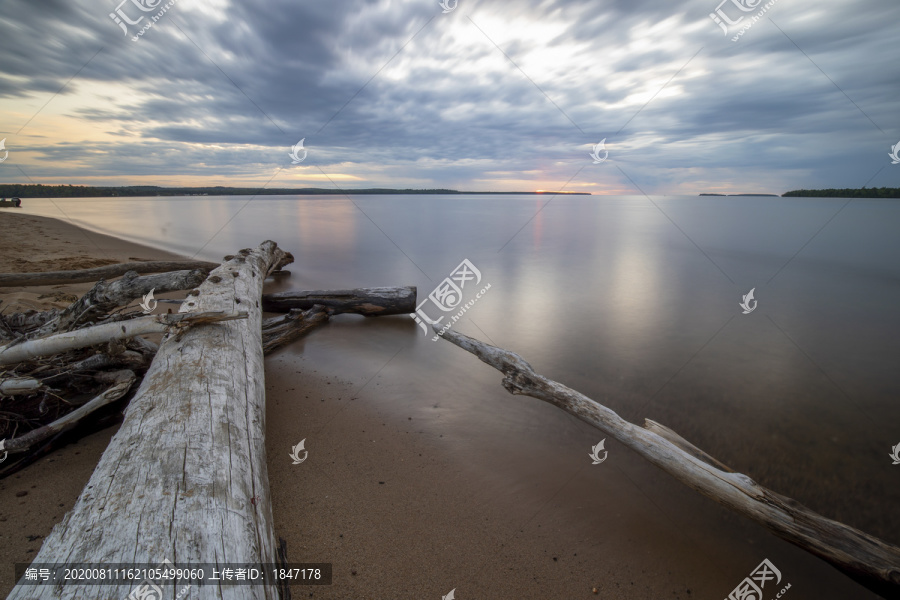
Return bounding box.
[0,311,245,366]
[435,326,900,598]
[0,376,45,396]
[0,260,218,287]
[6,242,291,600]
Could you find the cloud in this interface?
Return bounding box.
[0,0,898,193]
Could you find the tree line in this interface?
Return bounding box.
[783,187,900,198]
[0,184,464,198]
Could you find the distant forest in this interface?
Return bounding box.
[783,187,900,198]
[0,184,465,198]
[0,184,588,198]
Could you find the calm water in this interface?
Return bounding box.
[7,195,900,594]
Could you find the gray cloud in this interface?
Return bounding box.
[1,0,898,193]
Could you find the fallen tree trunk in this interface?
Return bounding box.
[33,269,208,335]
[0,370,135,457]
[0,311,246,366]
[6,242,292,600]
[0,260,218,287]
[262,286,416,316]
[435,326,900,598]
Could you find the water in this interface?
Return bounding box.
[7,194,900,592]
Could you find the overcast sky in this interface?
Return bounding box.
[0,0,898,194]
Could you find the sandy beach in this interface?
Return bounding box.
[0,210,880,600]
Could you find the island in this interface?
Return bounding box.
[782,187,900,198]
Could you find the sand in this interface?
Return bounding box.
[0,210,879,600]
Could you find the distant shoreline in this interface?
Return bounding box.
[700,187,900,198]
[0,184,590,198]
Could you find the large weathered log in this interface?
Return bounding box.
[262,286,416,316]
[0,311,246,366]
[0,260,218,287]
[6,242,292,600]
[435,326,900,598]
[32,269,208,335]
[0,370,135,457]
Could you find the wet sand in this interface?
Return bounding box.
[0,210,882,599]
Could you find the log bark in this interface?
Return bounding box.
[38,351,148,381]
[6,242,292,600]
[0,371,135,456]
[435,326,900,598]
[262,286,416,316]
[32,269,208,335]
[1,310,56,334]
[0,311,246,366]
[0,260,218,287]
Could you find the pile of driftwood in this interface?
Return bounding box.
[0,245,415,478]
[2,241,416,600]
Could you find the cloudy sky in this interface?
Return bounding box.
[0,0,898,195]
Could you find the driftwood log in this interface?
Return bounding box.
[6,241,291,600]
[0,311,246,366]
[435,326,900,598]
[262,286,416,316]
[0,260,218,287]
[34,269,209,336]
[0,370,135,457]
[261,306,330,354]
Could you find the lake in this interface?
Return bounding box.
[7,194,900,595]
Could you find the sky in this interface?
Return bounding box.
[0,0,898,195]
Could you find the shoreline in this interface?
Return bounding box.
[0,211,880,599]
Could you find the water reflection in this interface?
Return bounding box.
[6,194,899,550]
